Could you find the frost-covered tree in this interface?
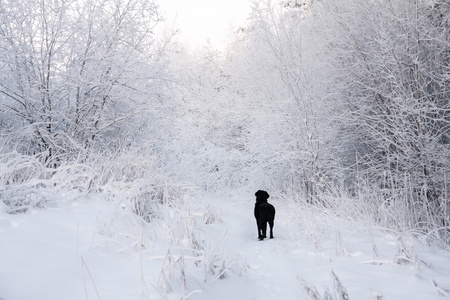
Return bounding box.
[227,0,340,199]
[325,0,450,235]
[164,44,255,191]
[0,0,168,166]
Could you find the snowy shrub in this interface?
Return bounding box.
[0,152,67,213]
[0,146,188,218]
[331,271,349,300]
[166,204,204,253]
[298,271,352,300]
[194,232,229,283]
[394,237,420,270]
[156,250,187,294]
[298,276,324,300]
[203,202,222,224]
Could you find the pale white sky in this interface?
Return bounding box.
[158,0,252,50]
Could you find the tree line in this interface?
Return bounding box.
[0,0,449,244]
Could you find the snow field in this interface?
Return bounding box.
[1,191,450,300]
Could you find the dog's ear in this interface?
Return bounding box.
[255,190,262,197]
[264,191,270,199]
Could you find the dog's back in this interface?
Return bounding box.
[258,202,275,221]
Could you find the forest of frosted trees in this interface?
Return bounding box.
[0,0,449,244]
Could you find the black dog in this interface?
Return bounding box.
[254,190,275,240]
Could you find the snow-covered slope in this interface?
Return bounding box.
[1,193,449,300]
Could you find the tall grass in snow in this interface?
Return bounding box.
[282,180,450,248]
[0,146,250,298]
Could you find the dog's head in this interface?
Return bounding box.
[255,190,270,202]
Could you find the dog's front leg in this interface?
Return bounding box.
[261,221,267,239]
[258,220,266,240]
[269,220,274,239]
[256,220,262,240]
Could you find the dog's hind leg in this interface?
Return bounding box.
[268,220,274,239]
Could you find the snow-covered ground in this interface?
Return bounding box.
[1,192,450,300]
